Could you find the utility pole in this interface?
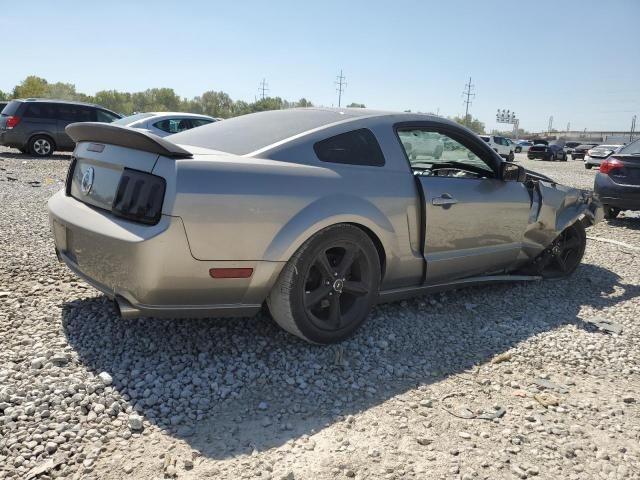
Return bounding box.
[335,70,346,108]
[567,122,570,132]
[462,77,475,127]
[258,78,269,100]
[548,116,554,134]
[631,115,637,142]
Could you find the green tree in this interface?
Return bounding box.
[346,102,366,108]
[450,115,485,134]
[46,82,80,101]
[295,98,313,108]
[0,90,7,101]
[13,76,49,98]
[94,90,135,115]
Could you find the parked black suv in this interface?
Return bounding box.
[0,99,121,157]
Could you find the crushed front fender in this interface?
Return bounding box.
[522,181,603,259]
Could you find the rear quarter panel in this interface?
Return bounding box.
[156,149,423,290]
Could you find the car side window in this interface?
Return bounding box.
[23,103,56,119]
[96,109,119,123]
[313,128,385,166]
[190,119,213,128]
[77,106,95,122]
[397,129,494,177]
[154,118,191,134]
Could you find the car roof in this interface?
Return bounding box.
[170,107,460,155]
[147,112,215,119]
[12,98,109,109]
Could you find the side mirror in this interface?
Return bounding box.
[501,162,526,182]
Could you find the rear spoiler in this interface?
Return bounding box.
[66,122,193,159]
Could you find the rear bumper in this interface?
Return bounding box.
[585,155,605,167]
[48,190,284,318]
[594,173,640,211]
[0,129,26,149]
[527,152,551,160]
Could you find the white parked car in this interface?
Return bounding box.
[584,145,623,169]
[113,112,216,137]
[480,135,515,161]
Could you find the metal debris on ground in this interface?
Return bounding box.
[533,378,569,394]
[581,318,623,335]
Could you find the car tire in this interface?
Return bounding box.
[523,221,586,279]
[562,153,568,162]
[508,151,515,162]
[28,135,55,157]
[603,205,621,220]
[585,164,592,170]
[267,224,381,344]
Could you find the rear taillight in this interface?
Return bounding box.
[600,158,623,175]
[112,168,166,225]
[6,116,21,129]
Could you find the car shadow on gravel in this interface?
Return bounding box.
[0,151,71,161]
[61,262,639,460]
[607,216,640,231]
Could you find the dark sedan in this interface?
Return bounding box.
[527,140,567,161]
[594,139,640,219]
[571,143,598,160]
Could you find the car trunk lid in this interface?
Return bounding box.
[606,154,640,186]
[65,123,192,220]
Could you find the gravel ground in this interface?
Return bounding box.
[1,147,639,480]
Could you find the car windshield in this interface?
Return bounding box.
[113,112,154,125]
[617,139,640,154]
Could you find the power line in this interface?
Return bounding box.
[258,78,269,100]
[335,70,347,108]
[462,77,475,126]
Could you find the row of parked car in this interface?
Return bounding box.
[0,98,218,157]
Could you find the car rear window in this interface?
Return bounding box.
[1,101,21,116]
[113,112,154,125]
[169,109,361,155]
[313,129,385,167]
[618,139,640,155]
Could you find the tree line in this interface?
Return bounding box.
[0,76,370,118]
[0,76,492,134]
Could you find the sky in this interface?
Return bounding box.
[2,0,639,132]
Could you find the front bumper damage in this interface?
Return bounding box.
[521,180,602,259]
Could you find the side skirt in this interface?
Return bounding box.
[377,274,542,304]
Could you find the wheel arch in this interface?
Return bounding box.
[28,132,57,150]
[263,194,395,281]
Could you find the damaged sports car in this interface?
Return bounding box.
[48,109,602,343]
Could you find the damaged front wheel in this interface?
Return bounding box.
[524,222,587,279]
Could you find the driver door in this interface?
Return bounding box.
[397,127,531,284]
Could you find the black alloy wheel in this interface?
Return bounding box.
[267,225,380,344]
[535,222,586,278]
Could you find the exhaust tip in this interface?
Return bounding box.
[115,296,141,319]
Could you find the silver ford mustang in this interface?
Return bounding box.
[48,108,602,344]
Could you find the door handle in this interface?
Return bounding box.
[432,193,458,206]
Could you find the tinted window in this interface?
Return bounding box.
[154,118,191,134]
[618,139,640,155]
[1,101,20,116]
[96,109,120,123]
[313,129,385,166]
[190,118,214,127]
[24,103,57,119]
[57,104,94,122]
